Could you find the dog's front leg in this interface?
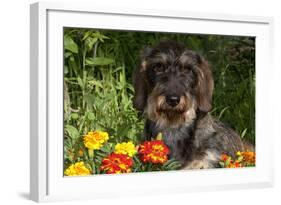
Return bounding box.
[183,150,220,169]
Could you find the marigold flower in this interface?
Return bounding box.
[233,161,242,168]
[241,151,255,164]
[64,162,91,176]
[220,151,255,168]
[114,141,137,157]
[138,140,169,164]
[221,154,229,161]
[83,130,109,150]
[100,153,133,174]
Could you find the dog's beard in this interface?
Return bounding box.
[145,92,197,129]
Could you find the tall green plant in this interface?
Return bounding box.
[63,29,144,167]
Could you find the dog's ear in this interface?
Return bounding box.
[132,47,153,112]
[132,60,148,112]
[195,55,214,113]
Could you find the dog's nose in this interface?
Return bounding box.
[166,95,180,107]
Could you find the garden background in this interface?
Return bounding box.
[63,28,255,173]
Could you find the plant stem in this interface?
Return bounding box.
[92,41,99,73]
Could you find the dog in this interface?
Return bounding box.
[132,40,254,169]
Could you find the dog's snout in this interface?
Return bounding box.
[166,95,180,107]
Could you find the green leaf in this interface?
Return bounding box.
[64,35,78,53]
[218,106,230,119]
[95,151,108,158]
[88,80,103,88]
[93,31,110,42]
[85,57,114,66]
[84,93,95,106]
[69,56,78,71]
[85,37,98,51]
[236,155,244,163]
[70,113,79,120]
[164,159,182,169]
[64,52,72,58]
[116,125,130,138]
[64,65,69,74]
[156,132,163,140]
[99,143,112,153]
[241,128,248,138]
[87,112,95,121]
[77,76,84,89]
[65,125,80,139]
[225,157,231,167]
[82,31,92,41]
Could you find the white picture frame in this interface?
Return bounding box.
[30,1,274,202]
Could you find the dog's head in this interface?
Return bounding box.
[133,40,214,128]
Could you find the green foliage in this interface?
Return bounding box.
[63,28,145,170]
[207,37,255,143]
[63,28,255,173]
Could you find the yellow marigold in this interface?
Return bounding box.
[64,162,91,176]
[83,130,109,150]
[114,141,137,157]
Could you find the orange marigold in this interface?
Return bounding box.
[241,151,255,164]
[221,154,229,161]
[138,140,169,164]
[100,153,133,174]
[219,151,255,168]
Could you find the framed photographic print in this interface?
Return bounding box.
[30,2,274,202]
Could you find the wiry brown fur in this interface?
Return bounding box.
[133,40,254,169]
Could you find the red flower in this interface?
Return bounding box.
[233,161,242,168]
[221,154,229,161]
[138,140,170,164]
[100,153,133,174]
